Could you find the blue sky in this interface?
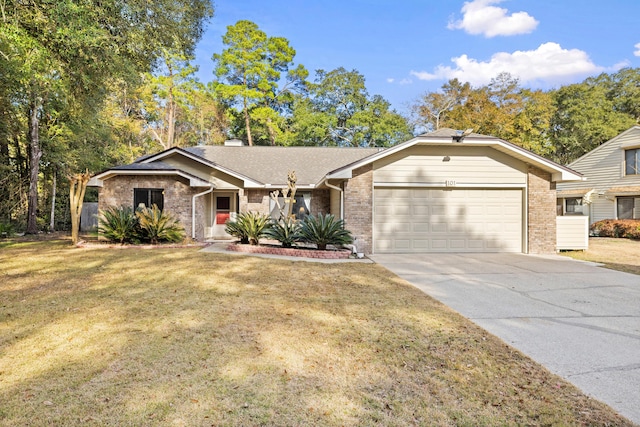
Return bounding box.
[193,0,640,114]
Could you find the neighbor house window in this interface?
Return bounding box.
[269,192,311,220]
[565,198,583,215]
[134,188,164,211]
[625,148,640,175]
[617,197,640,219]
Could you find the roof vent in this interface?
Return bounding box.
[452,128,473,142]
[224,138,246,147]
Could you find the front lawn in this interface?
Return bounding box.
[0,238,633,426]
[561,237,640,275]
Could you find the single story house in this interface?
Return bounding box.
[556,126,640,224]
[89,129,583,254]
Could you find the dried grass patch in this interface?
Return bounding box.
[0,239,633,426]
[562,237,640,275]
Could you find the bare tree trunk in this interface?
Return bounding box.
[49,170,56,232]
[69,170,91,244]
[26,93,42,234]
[243,97,253,146]
[266,117,276,146]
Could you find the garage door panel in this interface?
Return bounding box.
[374,188,522,253]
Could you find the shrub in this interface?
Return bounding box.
[0,222,15,238]
[590,219,640,240]
[265,217,302,248]
[225,212,271,245]
[225,215,249,244]
[299,213,353,250]
[98,206,139,244]
[136,205,185,244]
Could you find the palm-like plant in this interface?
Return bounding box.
[225,212,271,245]
[136,205,185,244]
[98,206,139,244]
[299,213,353,250]
[265,217,302,248]
[224,215,249,244]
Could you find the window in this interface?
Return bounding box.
[565,198,583,215]
[269,192,311,220]
[617,197,640,219]
[134,188,164,211]
[625,148,640,175]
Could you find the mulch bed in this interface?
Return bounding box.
[226,243,352,259]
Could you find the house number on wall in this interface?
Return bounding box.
[445,180,456,187]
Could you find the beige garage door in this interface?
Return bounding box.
[374,188,523,253]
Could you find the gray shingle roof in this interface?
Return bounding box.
[419,128,484,138]
[182,146,380,185]
[113,161,176,171]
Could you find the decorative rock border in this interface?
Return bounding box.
[226,243,352,259]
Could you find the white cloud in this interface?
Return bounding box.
[410,42,613,87]
[386,78,395,83]
[635,42,640,57]
[448,0,538,38]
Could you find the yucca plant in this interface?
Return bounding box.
[98,206,139,244]
[136,205,185,244]
[265,217,302,248]
[299,213,353,250]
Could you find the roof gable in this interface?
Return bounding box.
[327,129,583,182]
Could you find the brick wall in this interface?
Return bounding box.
[310,189,330,215]
[527,166,557,254]
[240,189,271,214]
[343,165,373,254]
[98,175,206,240]
[240,189,331,217]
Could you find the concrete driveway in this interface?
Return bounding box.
[368,252,640,424]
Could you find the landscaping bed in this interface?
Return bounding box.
[226,243,352,259]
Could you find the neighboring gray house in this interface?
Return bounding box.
[556,126,640,224]
[89,129,582,254]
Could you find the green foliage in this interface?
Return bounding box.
[550,81,636,164]
[0,222,16,238]
[213,20,305,146]
[287,68,412,147]
[0,0,214,240]
[98,205,185,244]
[299,214,353,250]
[225,212,272,245]
[590,220,640,239]
[265,218,302,248]
[98,206,139,244]
[136,205,186,244]
[224,216,249,244]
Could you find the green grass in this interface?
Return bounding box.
[0,238,634,426]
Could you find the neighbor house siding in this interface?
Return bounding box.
[528,166,556,254]
[556,127,640,223]
[98,175,205,240]
[343,164,373,254]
